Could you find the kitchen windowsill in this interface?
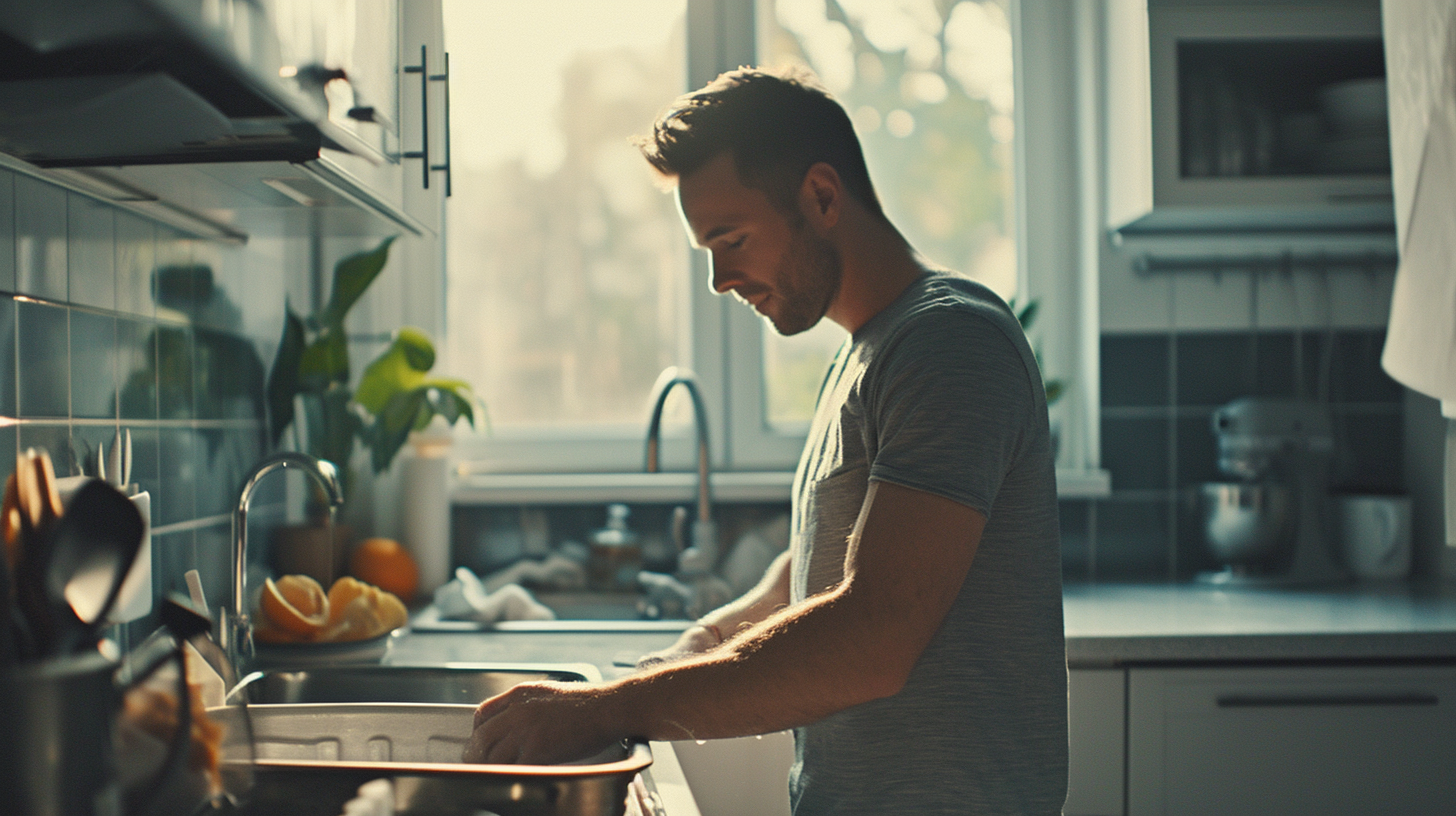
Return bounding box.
[452,468,1111,505]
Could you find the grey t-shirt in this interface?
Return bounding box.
[788,272,1066,815]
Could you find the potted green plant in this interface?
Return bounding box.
[266,236,480,497]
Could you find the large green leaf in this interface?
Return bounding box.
[363,382,478,473]
[367,388,430,472]
[354,327,434,414]
[298,327,350,392]
[317,236,396,330]
[266,304,307,446]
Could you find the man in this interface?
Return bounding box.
[466,66,1067,815]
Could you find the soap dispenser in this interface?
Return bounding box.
[588,504,642,592]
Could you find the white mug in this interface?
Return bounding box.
[1337,494,1413,580]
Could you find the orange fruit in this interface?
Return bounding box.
[349,538,419,601]
[321,576,409,642]
[326,575,372,625]
[258,575,330,637]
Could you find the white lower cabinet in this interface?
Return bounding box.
[1127,665,1456,816]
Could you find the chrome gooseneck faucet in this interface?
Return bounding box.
[644,367,716,569]
[641,368,731,619]
[227,452,344,669]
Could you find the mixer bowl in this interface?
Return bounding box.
[1201,482,1296,567]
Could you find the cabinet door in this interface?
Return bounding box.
[1128,665,1456,816]
[1067,669,1125,816]
[398,0,445,235]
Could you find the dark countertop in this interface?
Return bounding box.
[1062,581,1456,666]
[395,581,1456,673]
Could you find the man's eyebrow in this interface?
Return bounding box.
[702,225,735,243]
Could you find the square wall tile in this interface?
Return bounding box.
[193,524,232,612]
[1175,414,1223,488]
[195,428,237,517]
[0,425,16,482]
[17,424,71,475]
[117,318,158,421]
[1102,334,1169,407]
[0,171,15,292]
[1095,498,1171,581]
[70,423,118,480]
[1332,410,1403,493]
[17,300,68,418]
[1102,416,1171,491]
[1176,487,1223,579]
[194,328,267,422]
[150,530,196,605]
[69,309,117,420]
[125,426,161,509]
[1175,332,1257,407]
[157,428,197,527]
[0,297,16,417]
[1252,332,1296,399]
[67,195,115,311]
[1329,330,1402,404]
[154,323,194,421]
[115,213,156,318]
[14,176,68,301]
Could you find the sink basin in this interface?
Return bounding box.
[221,665,649,816]
[230,663,603,705]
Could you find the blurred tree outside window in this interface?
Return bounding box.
[759,0,1017,427]
[441,0,1017,468]
[442,1,689,431]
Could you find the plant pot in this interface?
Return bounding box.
[270,522,355,586]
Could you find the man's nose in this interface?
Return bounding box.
[708,254,736,295]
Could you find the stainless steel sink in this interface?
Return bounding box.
[229,663,603,705]
[221,664,648,816]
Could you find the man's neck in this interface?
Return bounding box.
[824,212,926,335]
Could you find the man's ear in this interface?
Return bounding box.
[799,162,842,232]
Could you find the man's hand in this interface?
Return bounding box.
[636,623,721,669]
[463,681,622,765]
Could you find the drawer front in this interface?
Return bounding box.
[1129,665,1456,816]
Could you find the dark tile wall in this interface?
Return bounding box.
[0,168,287,640]
[1063,328,1405,582]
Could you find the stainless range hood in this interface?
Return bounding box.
[0,0,380,167]
[0,0,426,241]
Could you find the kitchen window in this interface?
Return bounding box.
[444,0,1095,483]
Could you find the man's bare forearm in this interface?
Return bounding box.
[699,550,791,636]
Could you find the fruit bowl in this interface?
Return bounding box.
[250,626,406,668]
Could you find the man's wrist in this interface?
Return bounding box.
[695,621,724,645]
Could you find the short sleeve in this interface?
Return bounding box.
[863,309,1037,516]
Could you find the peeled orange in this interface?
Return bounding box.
[258,575,329,637]
[349,537,419,601]
[322,576,408,642]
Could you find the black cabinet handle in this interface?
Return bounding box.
[1217,694,1439,708]
[403,45,451,194]
[435,52,451,196]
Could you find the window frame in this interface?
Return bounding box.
[448,0,1105,490]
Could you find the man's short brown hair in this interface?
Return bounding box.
[635,66,887,222]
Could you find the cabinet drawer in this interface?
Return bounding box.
[1129,665,1456,816]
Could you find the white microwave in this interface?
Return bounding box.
[1106,0,1394,235]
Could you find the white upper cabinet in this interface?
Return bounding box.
[308,0,447,237]
[1105,0,1394,235]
